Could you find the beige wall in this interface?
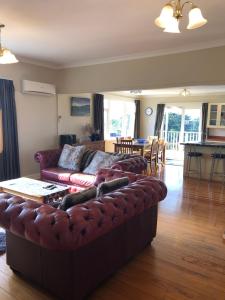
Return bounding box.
[57,92,135,143]
[2,45,225,176]
[57,46,225,94]
[140,95,225,138]
[0,62,57,91]
[57,93,93,141]
[16,92,57,175]
[0,62,58,176]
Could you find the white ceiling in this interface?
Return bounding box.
[112,86,225,97]
[1,0,225,68]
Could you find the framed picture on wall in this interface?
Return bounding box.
[70,97,90,116]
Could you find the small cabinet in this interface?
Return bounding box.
[73,140,105,151]
[207,103,225,128]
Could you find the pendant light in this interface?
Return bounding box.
[155,0,208,33]
[187,6,207,30]
[180,88,190,97]
[0,24,18,64]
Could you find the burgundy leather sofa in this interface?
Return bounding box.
[34,149,147,192]
[0,169,167,300]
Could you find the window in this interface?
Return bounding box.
[184,109,200,132]
[104,98,136,139]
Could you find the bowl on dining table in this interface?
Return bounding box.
[136,138,148,144]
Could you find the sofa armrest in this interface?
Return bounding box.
[95,168,145,186]
[0,177,167,251]
[34,149,62,171]
[95,168,167,199]
[111,156,147,174]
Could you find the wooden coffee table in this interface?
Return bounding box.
[0,177,69,203]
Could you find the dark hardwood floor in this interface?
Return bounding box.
[0,165,225,300]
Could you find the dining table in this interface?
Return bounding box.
[113,141,151,156]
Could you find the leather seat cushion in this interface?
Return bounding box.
[69,173,96,187]
[41,168,73,184]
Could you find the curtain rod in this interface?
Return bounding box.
[0,76,13,81]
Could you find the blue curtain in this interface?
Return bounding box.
[134,99,140,139]
[201,103,208,142]
[93,93,104,140]
[154,104,165,137]
[0,79,20,181]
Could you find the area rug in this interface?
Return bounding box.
[0,232,6,253]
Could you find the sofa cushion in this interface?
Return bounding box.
[83,151,120,175]
[69,173,96,188]
[59,187,97,211]
[97,177,129,197]
[58,144,86,171]
[41,168,73,184]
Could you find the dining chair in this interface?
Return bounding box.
[158,139,166,166]
[144,139,159,174]
[117,139,134,154]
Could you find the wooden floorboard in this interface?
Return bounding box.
[0,165,225,300]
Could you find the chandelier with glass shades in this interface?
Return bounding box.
[155,0,207,33]
[0,24,18,64]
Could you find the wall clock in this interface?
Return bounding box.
[145,107,153,116]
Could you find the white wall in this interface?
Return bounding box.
[57,94,93,141]
[140,95,225,138]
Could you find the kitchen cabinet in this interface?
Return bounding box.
[207,103,225,128]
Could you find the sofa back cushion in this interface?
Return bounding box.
[83,151,121,175]
[58,144,86,171]
[97,177,129,197]
[59,187,97,211]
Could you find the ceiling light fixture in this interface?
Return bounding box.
[130,90,143,94]
[155,1,207,33]
[0,24,18,64]
[180,88,190,96]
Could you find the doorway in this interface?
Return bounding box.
[161,105,201,165]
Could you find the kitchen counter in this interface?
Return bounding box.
[182,142,225,182]
[181,142,225,147]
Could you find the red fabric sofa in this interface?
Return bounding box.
[34,149,147,191]
[0,169,167,300]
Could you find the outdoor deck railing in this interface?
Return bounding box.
[161,131,201,151]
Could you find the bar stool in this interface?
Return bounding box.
[186,145,203,179]
[210,149,225,182]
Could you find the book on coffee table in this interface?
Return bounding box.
[0,177,69,203]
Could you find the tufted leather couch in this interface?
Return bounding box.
[34,149,147,192]
[0,172,166,300]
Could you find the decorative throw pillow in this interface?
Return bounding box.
[111,153,130,161]
[83,151,120,175]
[59,187,97,211]
[97,177,129,197]
[80,149,97,171]
[58,144,86,171]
